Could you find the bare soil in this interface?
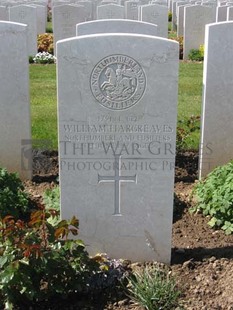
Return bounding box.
[24,151,233,310]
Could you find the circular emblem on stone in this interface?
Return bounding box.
[90,54,146,110]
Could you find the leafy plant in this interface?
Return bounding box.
[192,161,233,234]
[127,266,180,310]
[0,167,31,220]
[168,11,172,22]
[188,46,204,61]
[37,33,54,54]
[33,52,56,64]
[29,55,34,64]
[176,115,200,151]
[43,186,60,225]
[0,209,100,308]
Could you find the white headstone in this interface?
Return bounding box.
[57,33,179,263]
[177,4,192,36]
[31,4,47,34]
[76,19,158,35]
[0,5,8,20]
[53,4,85,54]
[74,0,92,21]
[216,5,228,22]
[125,1,139,20]
[9,5,37,55]
[97,3,125,19]
[227,5,233,19]
[141,4,168,37]
[183,5,215,59]
[199,21,233,178]
[0,21,32,180]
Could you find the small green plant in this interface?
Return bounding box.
[176,115,200,151]
[188,46,204,61]
[168,11,172,22]
[192,161,233,234]
[0,209,100,308]
[29,55,34,64]
[127,266,180,310]
[33,52,56,64]
[0,167,31,219]
[43,187,60,225]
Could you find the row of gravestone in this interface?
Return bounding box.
[0,2,47,55]
[1,19,233,263]
[52,2,168,53]
[170,0,233,59]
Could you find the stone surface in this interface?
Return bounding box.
[199,21,233,178]
[74,0,93,21]
[183,5,215,59]
[97,3,125,19]
[0,5,8,20]
[53,4,85,54]
[9,5,37,56]
[125,0,140,20]
[76,19,158,35]
[140,3,168,37]
[0,21,31,180]
[57,33,179,263]
[227,5,233,19]
[30,4,47,34]
[216,5,228,21]
[177,3,192,36]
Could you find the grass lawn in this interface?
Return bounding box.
[30,61,203,151]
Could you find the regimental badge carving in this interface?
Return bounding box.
[90,54,146,110]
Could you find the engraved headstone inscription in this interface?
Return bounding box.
[0,21,32,180]
[57,33,179,263]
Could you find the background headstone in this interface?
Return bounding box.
[0,21,32,180]
[0,5,8,20]
[53,4,85,54]
[140,3,168,37]
[125,0,140,20]
[76,19,158,35]
[97,3,125,19]
[199,21,233,178]
[9,5,37,55]
[183,5,215,59]
[57,33,179,263]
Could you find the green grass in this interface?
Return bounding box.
[178,62,203,149]
[30,61,203,151]
[30,64,57,149]
[46,21,53,33]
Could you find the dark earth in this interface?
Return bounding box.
[23,151,233,310]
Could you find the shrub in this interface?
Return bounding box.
[188,46,204,61]
[0,167,31,220]
[176,115,200,151]
[192,161,233,234]
[0,210,100,308]
[43,187,60,226]
[29,55,34,64]
[127,266,180,310]
[37,33,54,54]
[168,11,172,22]
[33,52,56,64]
